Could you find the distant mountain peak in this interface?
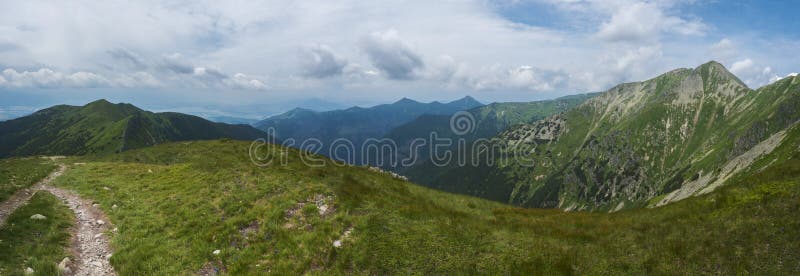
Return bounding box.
[696,60,748,88]
[394,97,420,105]
[86,99,113,106]
[449,96,482,106]
[289,107,314,113]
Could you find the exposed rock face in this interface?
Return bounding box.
[501,114,566,146]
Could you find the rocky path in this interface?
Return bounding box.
[0,164,116,275]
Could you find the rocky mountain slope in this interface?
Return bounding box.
[424,61,800,211]
[379,94,596,202]
[0,99,268,157]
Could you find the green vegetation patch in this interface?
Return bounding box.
[0,158,56,202]
[0,191,74,275]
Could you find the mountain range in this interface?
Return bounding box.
[381,93,597,202]
[0,99,268,157]
[254,96,483,164]
[420,61,800,211]
[1,61,799,274]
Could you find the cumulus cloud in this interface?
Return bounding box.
[1,68,110,88]
[361,30,424,80]
[0,0,796,102]
[0,62,268,90]
[728,58,781,87]
[104,50,268,90]
[227,73,268,90]
[596,1,705,42]
[299,44,348,78]
[708,38,737,60]
[426,56,569,92]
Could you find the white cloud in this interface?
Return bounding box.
[708,38,737,61]
[1,68,110,88]
[728,58,781,87]
[0,0,794,104]
[730,58,754,74]
[596,2,705,42]
[227,73,268,90]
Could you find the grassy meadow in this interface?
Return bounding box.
[39,139,800,274]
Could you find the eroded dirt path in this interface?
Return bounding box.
[0,164,116,275]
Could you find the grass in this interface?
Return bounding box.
[0,191,74,276]
[45,140,800,274]
[0,158,56,202]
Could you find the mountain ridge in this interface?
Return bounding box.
[254,96,484,164]
[0,99,269,157]
[419,61,800,211]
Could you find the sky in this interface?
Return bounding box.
[0,0,798,119]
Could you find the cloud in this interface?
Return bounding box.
[729,58,754,74]
[159,53,196,75]
[0,0,796,104]
[227,73,268,90]
[361,30,424,80]
[107,49,148,70]
[0,64,268,90]
[101,50,268,90]
[1,68,110,88]
[596,2,705,42]
[708,38,737,60]
[300,44,348,78]
[728,58,781,87]
[427,56,569,92]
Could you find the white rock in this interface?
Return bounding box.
[96,220,105,225]
[111,204,118,209]
[58,257,72,273]
[94,233,104,239]
[30,214,47,220]
[333,240,342,248]
[24,267,34,274]
[212,249,221,255]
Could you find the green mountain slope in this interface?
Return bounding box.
[253,96,483,164]
[0,100,268,157]
[26,138,797,274]
[381,93,596,169]
[425,61,800,210]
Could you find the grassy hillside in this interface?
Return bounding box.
[0,100,268,158]
[40,139,800,274]
[426,61,800,210]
